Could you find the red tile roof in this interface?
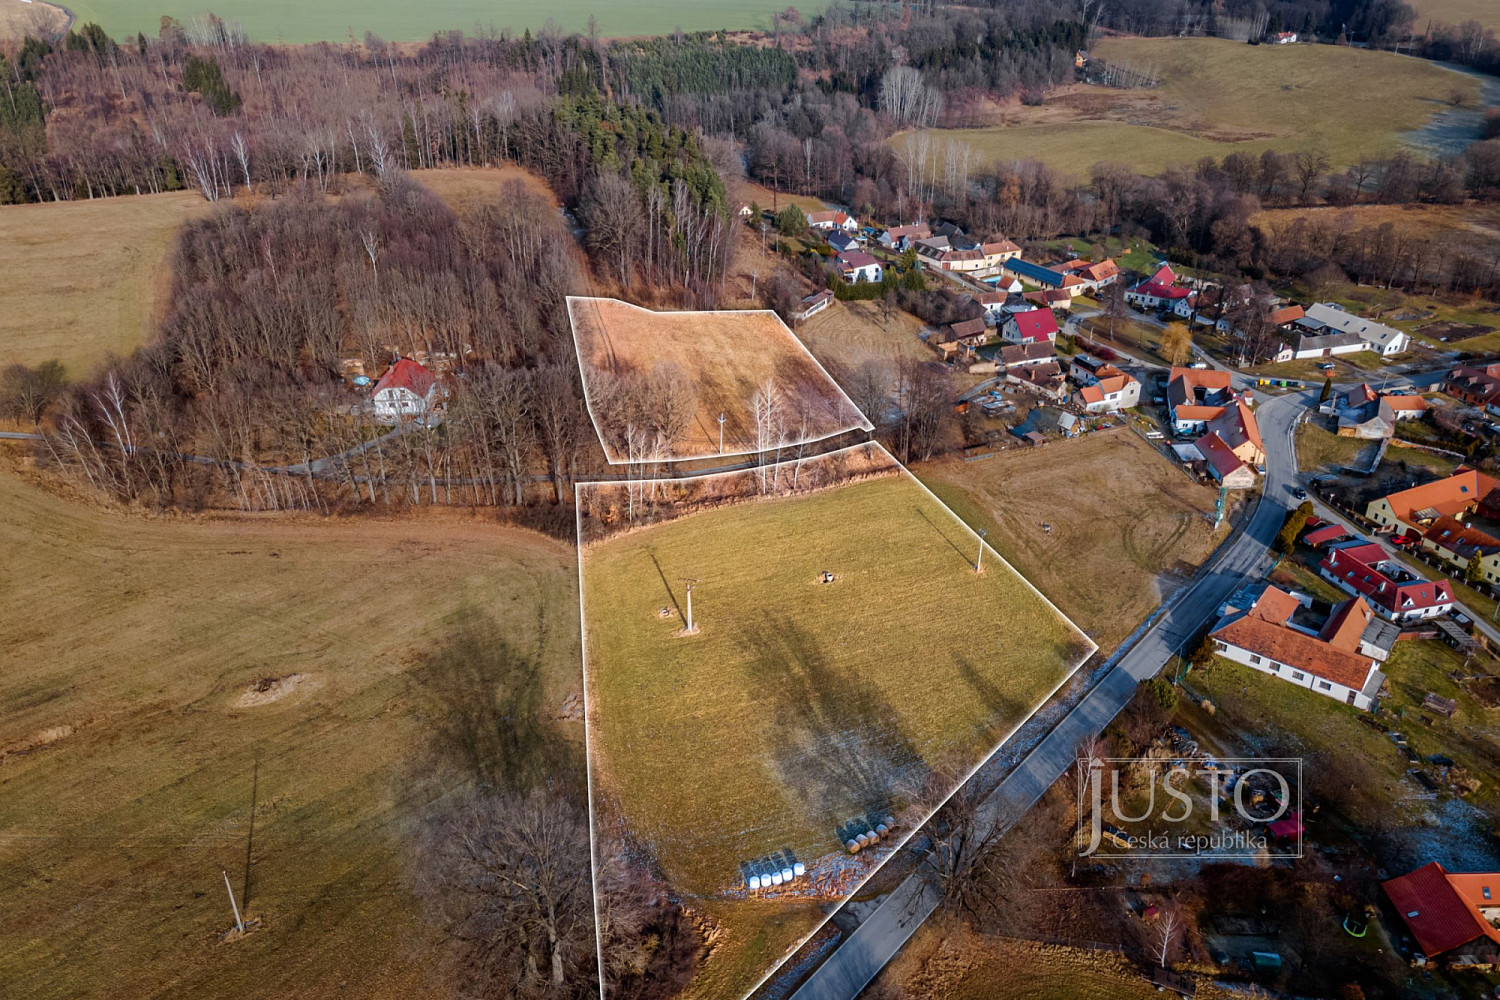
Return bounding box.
[1009,308,1059,342]
[1303,523,1349,548]
[1384,862,1500,957]
[1320,542,1453,616]
[1133,264,1193,300]
[1195,431,1248,479]
[373,358,435,398]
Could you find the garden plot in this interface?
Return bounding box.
[567,296,872,464]
[577,442,1093,999]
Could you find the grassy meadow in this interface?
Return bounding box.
[905,36,1479,178]
[0,191,213,377]
[580,459,1091,997]
[916,430,1227,652]
[59,0,806,43]
[1410,0,1500,33]
[0,453,581,998]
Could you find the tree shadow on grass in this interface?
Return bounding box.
[739,614,926,831]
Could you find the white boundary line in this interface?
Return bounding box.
[575,440,1097,1000]
[565,295,875,467]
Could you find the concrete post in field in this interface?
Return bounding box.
[976,528,987,573]
[223,870,245,933]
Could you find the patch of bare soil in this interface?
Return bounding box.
[234,673,314,708]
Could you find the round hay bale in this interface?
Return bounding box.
[875,823,889,837]
[883,815,896,829]
[846,839,861,854]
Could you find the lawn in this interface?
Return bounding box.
[59,0,811,44]
[412,164,559,212]
[0,190,213,377]
[579,448,1091,999]
[915,429,1227,652]
[0,453,581,999]
[903,36,1478,178]
[1295,417,1381,473]
[567,296,871,463]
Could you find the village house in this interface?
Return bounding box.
[1166,365,1235,428]
[1002,258,1088,297]
[837,251,883,283]
[1383,863,1500,966]
[1447,362,1500,409]
[932,317,991,361]
[1194,432,1258,488]
[1124,263,1195,311]
[1320,539,1454,622]
[1322,384,1429,439]
[371,357,439,422]
[793,289,834,323]
[1022,288,1076,312]
[1200,398,1265,466]
[1210,584,1386,710]
[825,229,859,253]
[1006,360,1067,402]
[877,223,931,251]
[1001,341,1056,369]
[968,290,1010,322]
[915,236,1021,275]
[1058,257,1121,292]
[1076,369,1141,414]
[1421,516,1500,586]
[1364,468,1500,538]
[1001,307,1060,345]
[1299,302,1409,356]
[807,210,859,233]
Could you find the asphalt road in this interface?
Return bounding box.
[784,389,1310,1000]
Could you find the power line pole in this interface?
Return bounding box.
[223,870,245,934]
[242,758,258,912]
[718,413,726,455]
[976,528,987,573]
[681,578,700,633]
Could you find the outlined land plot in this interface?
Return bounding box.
[566,296,873,465]
[577,443,1096,1000]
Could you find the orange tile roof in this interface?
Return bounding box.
[1421,516,1500,555]
[1168,366,1233,391]
[1384,863,1500,958]
[1385,470,1500,526]
[1212,613,1376,690]
[1248,585,1301,623]
[1319,597,1373,652]
[1382,395,1428,412]
[1174,404,1226,422]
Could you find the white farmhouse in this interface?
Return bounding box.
[372,358,438,421]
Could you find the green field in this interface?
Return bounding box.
[61,0,810,43]
[580,455,1091,999]
[0,457,580,998]
[903,36,1479,178]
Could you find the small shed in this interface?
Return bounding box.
[1422,692,1458,718]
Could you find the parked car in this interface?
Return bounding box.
[1292,487,1308,500]
[1190,361,1209,370]
[1390,534,1412,546]
[1318,362,1336,370]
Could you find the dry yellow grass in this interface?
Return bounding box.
[0,0,67,39]
[872,920,1228,1000]
[1252,202,1500,260]
[568,296,872,462]
[794,299,930,377]
[733,180,828,216]
[0,452,580,999]
[0,191,213,377]
[906,36,1479,177]
[917,429,1227,651]
[1411,0,1500,33]
[411,164,560,212]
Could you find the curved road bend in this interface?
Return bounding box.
[782,388,1312,1000]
